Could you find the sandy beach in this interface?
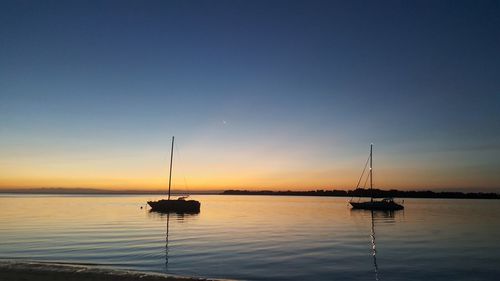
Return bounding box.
[0,261,228,281]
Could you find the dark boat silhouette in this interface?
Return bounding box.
[350,197,403,211]
[148,136,201,213]
[350,144,404,211]
[148,198,200,213]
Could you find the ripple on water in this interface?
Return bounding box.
[1,195,500,281]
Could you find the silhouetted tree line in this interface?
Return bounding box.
[222,188,500,199]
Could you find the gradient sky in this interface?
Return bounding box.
[1,0,499,191]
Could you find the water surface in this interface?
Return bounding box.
[0,194,499,280]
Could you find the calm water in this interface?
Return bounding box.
[1,194,499,280]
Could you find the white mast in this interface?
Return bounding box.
[370,143,373,202]
[168,136,174,200]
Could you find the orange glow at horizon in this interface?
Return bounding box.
[1,165,498,191]
[1,136,499,192]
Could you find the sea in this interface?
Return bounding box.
[0,194,499,280]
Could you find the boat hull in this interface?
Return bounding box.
[148,199,201,213]
[350,201,404,211]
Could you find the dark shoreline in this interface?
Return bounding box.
[1,187,498,199]
[221,188,500,199]
[0,260,229,281]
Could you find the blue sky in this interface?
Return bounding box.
[1,0,499,191]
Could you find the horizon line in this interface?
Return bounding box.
[1,186,499,194]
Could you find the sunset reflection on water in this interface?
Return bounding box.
[1,194,499,280]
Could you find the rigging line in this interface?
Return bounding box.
[164,143,172,196]
[174,140,190,194]
[356,154,371,188]
[183,175,189,193]
[363,168,370,189]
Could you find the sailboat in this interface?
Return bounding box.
[148,136,201,213]
[349,144,404,211]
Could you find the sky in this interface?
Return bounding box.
[1,0,499,192]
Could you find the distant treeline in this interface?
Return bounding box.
[222,189,500,199]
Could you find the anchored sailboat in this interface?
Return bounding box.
[148,136,201,213]
[349,144,404,211]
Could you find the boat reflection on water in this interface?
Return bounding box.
[350,209,401,280]
[370,210,379,281]
[147,211,199,269]
[166,213,171,268]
